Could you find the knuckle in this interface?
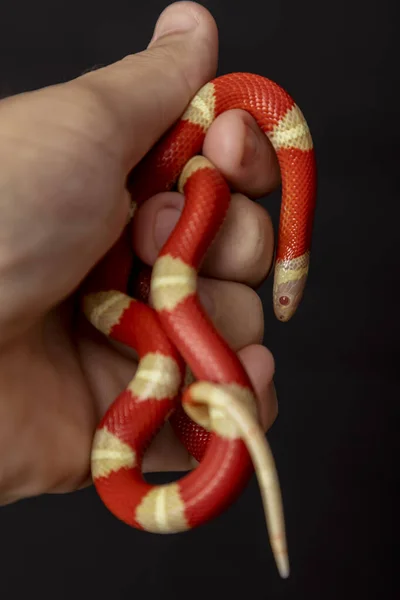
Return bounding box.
[246,287,265,343]
[221,283,265,346]
[252,206,274,277]
[124,43,193,98]
[134,44,194,123]
[230,197,274,285]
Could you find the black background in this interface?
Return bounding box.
[0,1,398,598]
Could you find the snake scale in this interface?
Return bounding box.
[81,72,317,578]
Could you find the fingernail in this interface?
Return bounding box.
[154,207,182,250]
[149,5,199,46]
[241,124,259,167]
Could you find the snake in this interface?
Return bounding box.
[81,72,317,579]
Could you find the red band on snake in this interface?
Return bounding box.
[81,72,317,579]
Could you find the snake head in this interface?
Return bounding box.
[273,255,309,321]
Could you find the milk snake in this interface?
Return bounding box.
[82,72,317,578]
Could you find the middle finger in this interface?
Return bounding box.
[133,190,274,287]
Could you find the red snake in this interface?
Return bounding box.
[82,72,317,578]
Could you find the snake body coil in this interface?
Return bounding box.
[82,73,317,578]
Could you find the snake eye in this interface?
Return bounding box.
[279,296,290,306]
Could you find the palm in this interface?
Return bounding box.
[1,301,103,499]
[1,291,193,501]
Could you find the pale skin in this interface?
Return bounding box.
[0,2,282,506]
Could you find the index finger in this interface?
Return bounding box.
[203,108,281,198]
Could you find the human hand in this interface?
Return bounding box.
[0,1,280,505]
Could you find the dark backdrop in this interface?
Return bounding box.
[0,1,398,598]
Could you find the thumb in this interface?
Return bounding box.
[71,1,218,170]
